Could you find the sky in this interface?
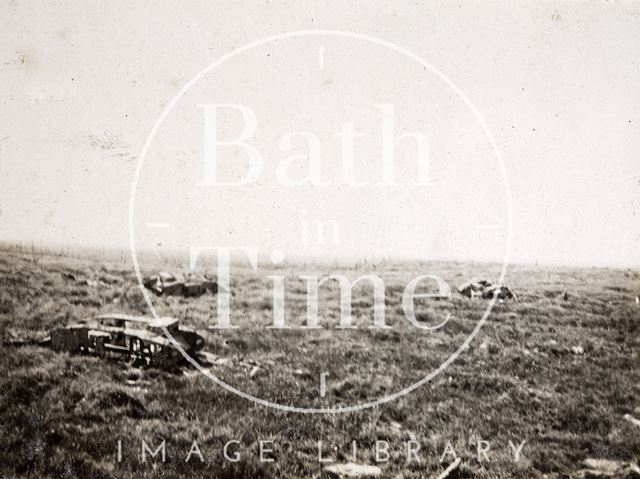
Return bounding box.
[0,0,638,267]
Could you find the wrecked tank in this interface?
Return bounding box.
[47,313,205,368]
[143,272,218,297]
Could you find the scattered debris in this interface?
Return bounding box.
[457,279,491,298]
[389,420,402,431]
[143,271,218,298]
[583,458,623,474]
[322,462,382,478]
[526,386,554,400]
[571,345,585,355]
[478,340,500,356]
[60,272,107,288]
[576,458,640,479]
[540,338,564,356]
[3,335,46,348]
[624,413,640,428]
[197,351,219,366]
[457,279,517,301]
[486,285,517,301]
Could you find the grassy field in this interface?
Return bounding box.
[0,245,639,478]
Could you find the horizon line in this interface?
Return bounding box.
[0,239,638,271]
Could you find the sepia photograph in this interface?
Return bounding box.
[0,1,639,478]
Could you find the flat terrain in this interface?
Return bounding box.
[0,246,639,478]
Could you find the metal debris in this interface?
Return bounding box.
[143,272,218,297]
[322,462,382,478]
[457,279,517,301]
[624,413,640,428]
[577,458,640,479]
